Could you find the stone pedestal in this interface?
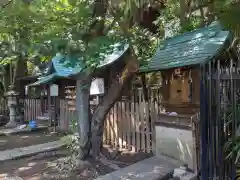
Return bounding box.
[5,86,19,128]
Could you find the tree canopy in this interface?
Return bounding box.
[0,0,239,159]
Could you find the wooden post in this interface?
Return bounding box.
[53,96,57,132]
[47,85,51,126]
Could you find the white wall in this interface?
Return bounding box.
[155,125,196,171]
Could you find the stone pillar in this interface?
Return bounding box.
[5,86,19,128]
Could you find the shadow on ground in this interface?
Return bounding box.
[0,146,153,180]
[0,149,114,180]
[0,131,63,151]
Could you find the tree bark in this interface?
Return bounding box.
[3,64,11,92]
[206,1,215,24]
[91,50,139,158]
[76,79,92,160]
[13,56,28,94]
[180,0,188,29]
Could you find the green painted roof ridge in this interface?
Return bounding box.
[27,42,129,86]
[140,21,231,72]
[162,21,224,48]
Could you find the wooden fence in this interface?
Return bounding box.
[21,92,157,153]
[22,98,77,127]
[23,98,42,121]
[103,100,157,153]
[59,99,77,131]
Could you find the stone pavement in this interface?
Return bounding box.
[0,125,48,136]
[0,141,64,161]
[95,155,184,180]
[2,176,23,180]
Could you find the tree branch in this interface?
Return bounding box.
[0,0,14,10]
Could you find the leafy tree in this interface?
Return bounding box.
[0,0,158,159]
[0,0,239,160]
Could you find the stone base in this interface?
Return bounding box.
[155,124,196,171]
[173,167,197,180]
[5,120,17,128]
[3,176,23,180]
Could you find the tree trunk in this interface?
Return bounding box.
[76,79,92,160]
[3,64,11,92]
[180,0,188,29]
[91,51,139,158]
[206,1,215,24]
[13,56,28,94]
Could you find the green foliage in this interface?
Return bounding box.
[61,134,79,154]
[60,119,80,164]
[215,1,240,36]
[153,0,204,38]
[224,105,240,177]
[0,0,238,82]
[129,25,158,65]
[60,119,79,161]
[69,119,78,132]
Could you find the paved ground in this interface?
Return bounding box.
[0,131,63,151]
[0,130,182,180]
[0,149,114,180]
[95,155,183,180]
[0,126,48,136]
[0,141,65,161]
[0,139,154,180]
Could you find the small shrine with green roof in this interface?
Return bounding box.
[18,42,129,127]
[141,21,235,171]
[140,21,231,115]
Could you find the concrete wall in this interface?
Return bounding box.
[155,125,196,171]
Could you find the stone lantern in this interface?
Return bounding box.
[5,85,19,128]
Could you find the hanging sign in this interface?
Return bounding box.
[90,78,104,95]
[174,68,181,75]
[50,84,59,96]
[25,86,29,95]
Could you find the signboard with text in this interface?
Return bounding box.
[90,78,104,95]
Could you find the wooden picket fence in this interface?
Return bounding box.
[22,88,159,153]
[58,99,157,153]
[23,98,42,121]
[21,98,77,127]
[59,99,77,131]
[103,100,157,153]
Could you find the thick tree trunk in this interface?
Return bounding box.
[76,79,92,160]
[180,0,188,29]
[14,56,28,94]
[206,1,215,24]
[3,64,11,92]
[91,52,139,158]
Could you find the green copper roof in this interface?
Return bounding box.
[28,43,129,86]
[28,73,58,86]
[140,21,231,72]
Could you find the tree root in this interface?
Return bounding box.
[98,153,121,170]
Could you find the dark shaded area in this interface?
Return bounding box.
[0,146,152,180]
[0,131,62,151]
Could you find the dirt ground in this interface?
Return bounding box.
[0,147,152,180]
[0,131,152,180]
[0,131,63,151]
[0,149,113,180]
